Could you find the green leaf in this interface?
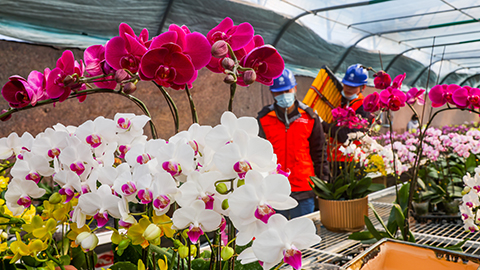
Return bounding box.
[417,178,426,190]
[393,204,407,240]
[443,238,469,252]
[59,255,71,266]
[348,231,374,241]
[367,183,385,192]
[369,203,394,238]
[352,178,372,196]
[364,216,383,241]
[450,166,463,177]
[192,258,209,270]
[333,184,350,200]
[386,207,398,237]
[396,183,410,211]
[111,261,138,270]
[21,256,42,267]
[465,153,477,171]
[309,177,333,199]
[149,245,173,261]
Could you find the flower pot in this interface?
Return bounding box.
[342,238,480,270]
[412,201,429,216]
[442,199,460,215]
[318,196,368,232]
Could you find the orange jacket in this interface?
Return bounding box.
[258,101,328,192]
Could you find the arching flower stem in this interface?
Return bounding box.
[0,88,158,139]
[185,84,198,124]
[154,82,179,133]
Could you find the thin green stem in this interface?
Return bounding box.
[184,84,198,124]
[387,111,400,202]
[228,83,237,112]
[46,250,65,270]
[154,82,179,133]
[0,88,158,139]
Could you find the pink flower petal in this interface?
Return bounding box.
[207,17,233,42]
[105,36,128,70]
[184,32,211,70]
[169,52,195,84]
[140,48,169,79]
[119,23,136,41]
[452,87,468,107]
[150,31,178,49]
[228,22,254,51]
[169,24,187,49]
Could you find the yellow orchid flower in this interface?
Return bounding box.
[22,216,57,240]
[41,200,74,223]
[0,176,9,192]
[158,255,168,270]
[1,204,36,224]
[152,213,175,238]
[138,259,145,270]
[9,232,48,262]
[0,242,8,253]
[127,217,160,249]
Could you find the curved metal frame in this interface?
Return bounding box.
[410,56,480,86]
[439,65,480,84]
[460,73,480,86]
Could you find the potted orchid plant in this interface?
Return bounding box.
[0,17,321,270]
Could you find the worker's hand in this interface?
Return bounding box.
[318,116,323,122]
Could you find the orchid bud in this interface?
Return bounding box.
[123,82,137,95]
[29,239,46,253]
[0,110,11,122]
[224,74,236,84]
[173,239,183,249]
[221,57,235,71]
[9,227,20,234]
[115,69,130,83]
[118,239,131,250]
[463,186,471,195]
[222,199,229,210]
[0,231,7,241]
[143,224,161,241]
[190,245,197,257]
[221,246,234,261]
[63,75,75,86]
[49,193,63,204]
[216,183,229,194]
[242,70,256,85]
[76,232,99,252]
[211,40,228,58]
[181,229,189,240]
[178,246,189,259]
[237,179,245,187]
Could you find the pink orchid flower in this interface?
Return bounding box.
[428,84,458,107]
[105,23,149,74]
[207,17,254,51]
[363,92,381,112]
[237,45,284,86]
[452,85,480,108]
[391,73,406,89]
[1,68,49,108]
[46,50,86,102]
[406,87,425,105]
[379,86,406,111]
[84,45,117,90]
[373,71,391,90]
[139,43,195,88]
[143,24,211,89]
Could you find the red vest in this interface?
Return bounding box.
[259,108,315,192]
[328,94,364,162]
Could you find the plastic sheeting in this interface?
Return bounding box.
[1,0,480,88]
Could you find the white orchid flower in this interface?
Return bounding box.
[124,139,165,172]
[176,171,222,209]
[75,116,117,152]
[151,172,178,216]
[118,198,137,228]
[112,165,151,203]
[205,111,259,151]
[5,178,46,210]
[463,189,480,208]
[58,137,96,180]
[77,184,121,227]
[10,153,54,183]
[0,132,34,159]
[53,169,82,202]
[172,200,222,244]
[228,170,297,246]
[213,130,276,179]
[155,140,195,182]
[31,128,69,160]
[114,113,150,135]
[241,214,321,270]
[170,123,212,157]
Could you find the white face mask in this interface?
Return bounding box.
[274,92,296,108]
[341,90,358,101]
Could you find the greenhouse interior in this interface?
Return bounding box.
[1,0,480,269]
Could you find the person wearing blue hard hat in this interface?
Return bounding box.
[257,68,330,219]
[322,64,373,181]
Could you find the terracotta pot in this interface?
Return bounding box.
[318,196,368,232]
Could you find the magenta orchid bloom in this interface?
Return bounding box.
[428,84,458,107]
[406,87,425,105]
[207,17,254,51]
[452,86,480,108]
[84,45,117,90]
[105,23,149,74]
[46,50,85,102]
[1,76,37,108]
[332,107,368,128]
[139,43,195,88]
[238,45,284,86]
[363,92,381,112]
[379,86,407,111]
[373,71,391,90]
[391,73,406,89]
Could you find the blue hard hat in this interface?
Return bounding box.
[270,69,297,92]
[342,64,368,87]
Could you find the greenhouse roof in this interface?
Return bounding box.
[2,0,480,88]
